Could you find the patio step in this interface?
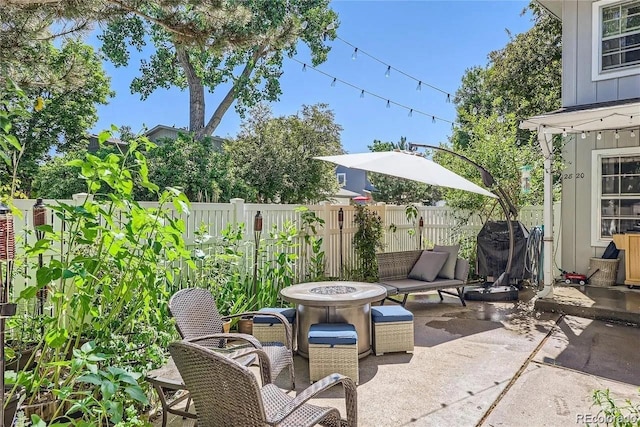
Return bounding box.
[534,285,640,326]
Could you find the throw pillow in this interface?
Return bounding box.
[408,250,449,282]
[433,244,460,279]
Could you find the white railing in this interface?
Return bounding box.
[7,198,559,298]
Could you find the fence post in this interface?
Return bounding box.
[229,198,245,226]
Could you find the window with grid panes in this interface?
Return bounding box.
[593,0,640,79]
[596,150,640,240]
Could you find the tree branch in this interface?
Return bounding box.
[200,45,267,138]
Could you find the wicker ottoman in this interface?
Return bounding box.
[252,307,296,346]
[308,323,359,385]
[372,306,414,356]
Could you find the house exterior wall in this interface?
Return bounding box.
[561,131,639,281]
[561,0,640,107]
[559,0,640,281]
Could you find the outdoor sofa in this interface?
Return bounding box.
[376,249,470,306]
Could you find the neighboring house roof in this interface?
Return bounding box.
[87,134,127,152]
[520,98,640,134]
[536,0,561,19]
[335,188,362,198]
[144,124,226,149]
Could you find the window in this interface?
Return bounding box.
[337,173,346,187]
[592,0,640,80]
[592,147,640,246]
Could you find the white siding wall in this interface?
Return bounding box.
[562,0,640,107]
[559,0,640,282]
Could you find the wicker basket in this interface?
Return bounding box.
[589,258,619,287]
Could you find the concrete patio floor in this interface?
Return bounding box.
[157,286,640,426]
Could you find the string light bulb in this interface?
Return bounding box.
[631,129,636,138]
[615,130,620,139]
[300,21,308,30]
[447,94,451,102]
[352,48,358,60]
[416,81,422,91]
[360,90,365,98]
[331,78,336,87]
[597,131,602,140]
[562,129,567,137]
[385,66,391,78]
[302,63,307,72]
[386,100,390,108]
[408,109,413,117]
[432,116,436,124]
[581,131,586,139]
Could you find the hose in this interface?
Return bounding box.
[525,226,543,289]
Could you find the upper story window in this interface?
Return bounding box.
[592,0,640,80]
[337,172,346,187]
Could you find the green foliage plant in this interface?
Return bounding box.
[351,205,384,282]
[6,129,193,424]
[589,388,640,427]
[297,207,326,282]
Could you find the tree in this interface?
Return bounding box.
[139,133,255,202]
[367,138,441,205]
[227,103,343,204]
[99,0,338,139]
[0,38,112,195]
[444,2,562,212]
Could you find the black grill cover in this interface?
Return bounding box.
[477,221,529,280]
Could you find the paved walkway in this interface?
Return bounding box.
[157,287,640,426]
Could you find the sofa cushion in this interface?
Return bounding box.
[382,278,463,292]
[433,244,460,279]
[408,250,449,282]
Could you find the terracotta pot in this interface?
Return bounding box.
[237,318,253,335]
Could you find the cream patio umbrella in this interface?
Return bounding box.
[314,151,497,199]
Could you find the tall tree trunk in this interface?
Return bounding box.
[176,46,205,133]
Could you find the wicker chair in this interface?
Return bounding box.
[169,288,295,388]
[169,341,358,427]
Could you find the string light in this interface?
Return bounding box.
[302,63,307,72]
[351,48,358,60]
[331,35,452,102]
[291,59,456,126]
[615,130,620,139]
[631,129,636,138]
[331,78,336,87]
[581,131,586,139]
[597,131,602,140]
[416,81,422,91]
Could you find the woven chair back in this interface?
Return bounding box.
[169,341,267,427]
[169,288,225,347]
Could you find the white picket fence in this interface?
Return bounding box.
[7,197,559,299]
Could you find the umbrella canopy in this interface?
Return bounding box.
[315,151,497,198]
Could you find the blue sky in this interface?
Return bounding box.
[91,1,534,154]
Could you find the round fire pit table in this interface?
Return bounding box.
[280,281,387,358]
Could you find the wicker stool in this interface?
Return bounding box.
[252,307,296,346]
[371,306,414,356]
[308,323,359,385]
